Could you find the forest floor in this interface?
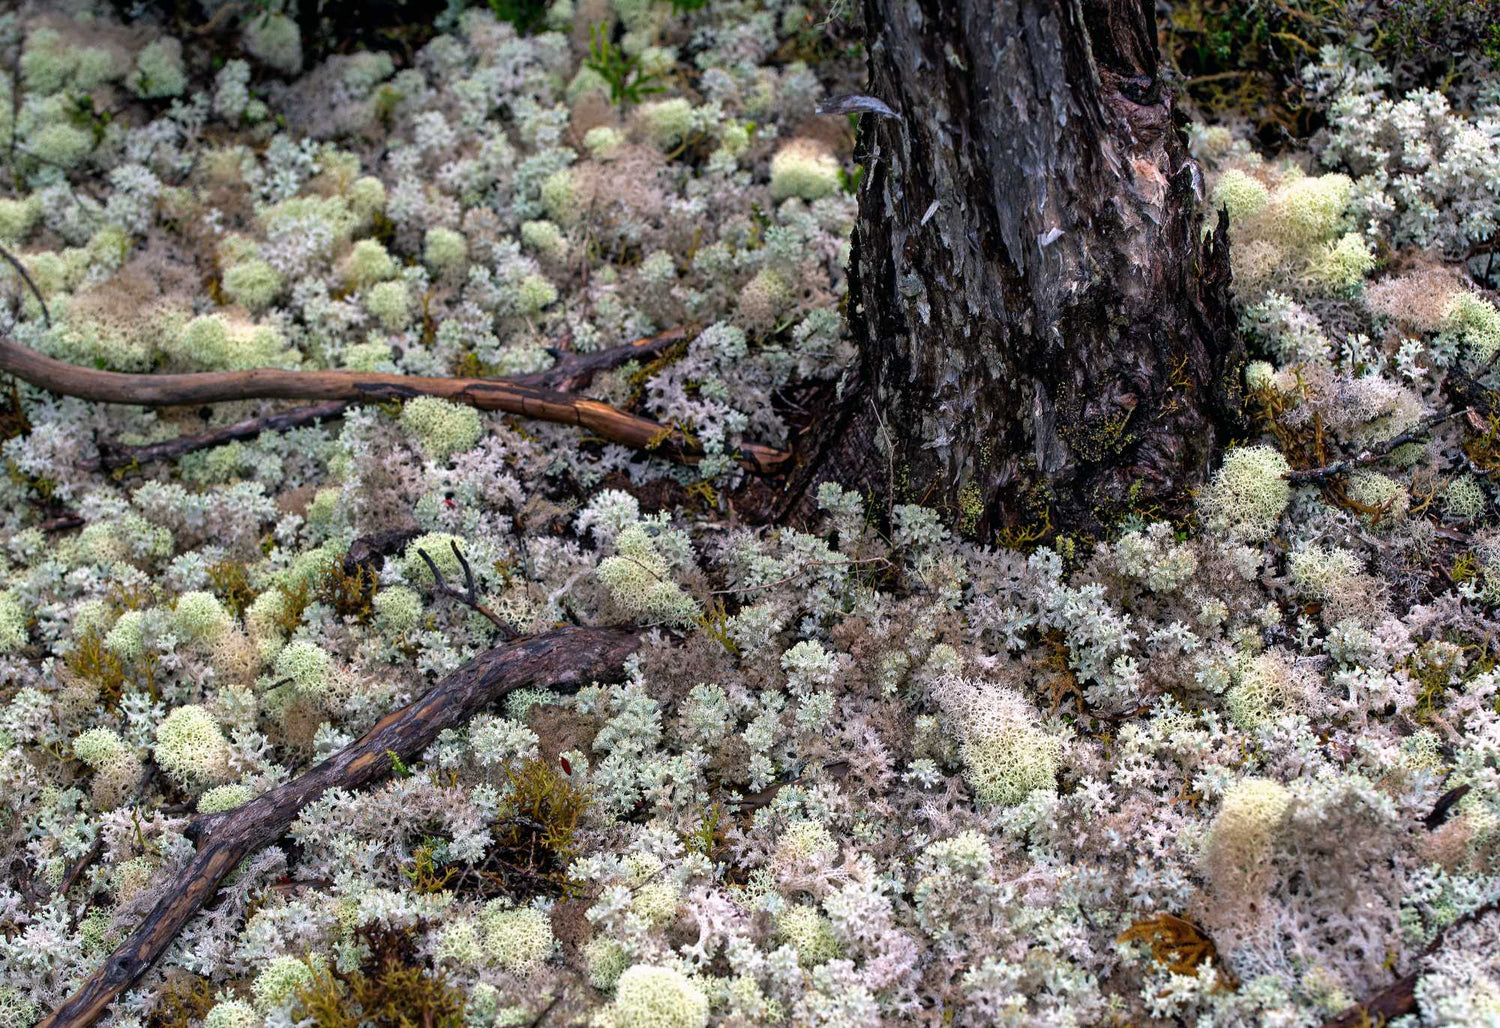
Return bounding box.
[2,3,1500,1028]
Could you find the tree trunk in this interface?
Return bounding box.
[807,0,1243,538]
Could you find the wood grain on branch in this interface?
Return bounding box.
[39,625,641,1028]
[0,332,791,473]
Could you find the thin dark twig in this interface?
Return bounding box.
[1286,408,1470,483]
[7,43,19,168]
[1424,784,1471,830]
[417,541,517,639]
[0,240,52,327]
[263,877,333,893]
[79,400,349,471]
[39,513,85,533]
[45,766,157,925]
[1321,899,1500,1028]
[527,995,563,1028]
[54,839,103,903]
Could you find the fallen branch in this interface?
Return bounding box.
[39,625,642,1028]
[1286,408,1470,483]
[75,326,702,473]
[511,323,696,393]
[0,335,792,473]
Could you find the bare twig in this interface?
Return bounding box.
[80,400,350,471]
[1321,900,1499,1028]
[1286,408,1470,483]
[53,839,103,905]
[263,877,333,893]
[1183,70,1253,86]
[526,995,563,1028]
[418,540,517,639]
[193,1,244,35]
[1423,784,1471,830]
[39,513,85,534]
[509,324,697,394]
[731,758,852,813]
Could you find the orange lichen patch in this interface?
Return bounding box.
[1118,913,1236,988]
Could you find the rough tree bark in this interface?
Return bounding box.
[801,0,1243,536]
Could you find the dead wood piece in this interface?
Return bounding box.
[418,539,517,639]
[342,525,423,576]
[40,625,641,1028]
[75,327,700,473]
[0,336,791,473]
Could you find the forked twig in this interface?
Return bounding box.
[0,333,792,472]
[418,540,517,639]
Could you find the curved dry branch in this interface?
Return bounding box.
[0,335,792,473]
[73,326,699,473]
[511,323,696,393]
[39,625,642,1028]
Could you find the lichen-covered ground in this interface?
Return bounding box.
[3,3,1500,1027]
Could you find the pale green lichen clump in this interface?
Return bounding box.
[595,522,700,627]
[769,138,840,201]
[1198,445,1292,542]
[153,706,231,790]
[603,965,709,1028]
[400,396,484,461]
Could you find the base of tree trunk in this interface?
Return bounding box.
[798,0,1246,539]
